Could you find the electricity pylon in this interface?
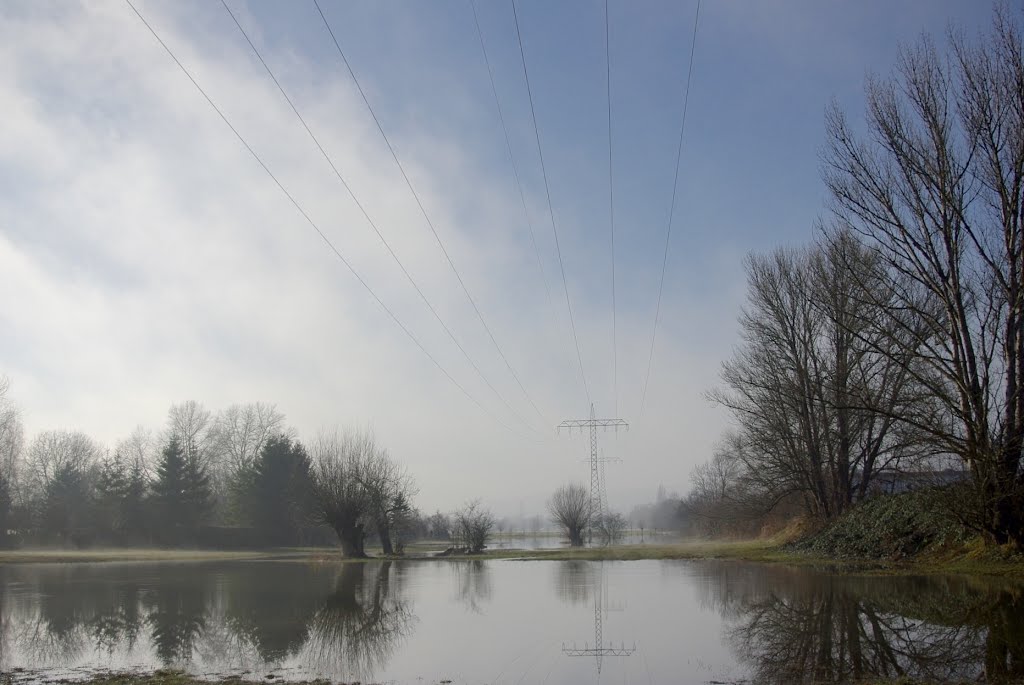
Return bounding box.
[557,404,628,532]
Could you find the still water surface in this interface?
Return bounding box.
[1,558,1021,684]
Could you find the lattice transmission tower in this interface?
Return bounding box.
[557,404,628,534]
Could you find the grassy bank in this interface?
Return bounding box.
[0,540,1019,577]
[1,512,1022,577]
[785,486,1024,577]
[0,548,288,564]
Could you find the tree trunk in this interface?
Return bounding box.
[378,520,394,555]
[333,520,367,558]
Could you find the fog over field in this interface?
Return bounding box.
[0,1,992,517]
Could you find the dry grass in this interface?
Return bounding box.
[0,548,284,564]
[1,532,1021,578]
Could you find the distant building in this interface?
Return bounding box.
[867,468,969,495]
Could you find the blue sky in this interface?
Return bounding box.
[0,0,998,513]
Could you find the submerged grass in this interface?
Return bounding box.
[6,670,1016,685]
[3,670,360,685]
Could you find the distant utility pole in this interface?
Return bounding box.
[558,404,628,532]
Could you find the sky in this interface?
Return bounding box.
[0,0,998,516]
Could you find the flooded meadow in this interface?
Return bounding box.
[0,558,1021,684]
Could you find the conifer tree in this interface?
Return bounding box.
[153,437,211,541]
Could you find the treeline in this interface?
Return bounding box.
[0,388,494,554]
[686,8,1024,546]
[0,394,338,547]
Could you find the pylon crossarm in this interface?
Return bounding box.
[557,419,629,430]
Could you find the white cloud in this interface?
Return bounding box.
[0,0,732,514]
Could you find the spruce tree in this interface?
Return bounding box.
[154,437,211,542]
[246,435,312,546]
[93,456,128,541]
[122,458,150,543]
[43,462,90,543]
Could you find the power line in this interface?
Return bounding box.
[639,0,702,419]
[469,0,552,311]
[510,0,592,407]
[312,0,549,426]
[604,0,618,418]
[124,0,528,440]
[219,0,544,438]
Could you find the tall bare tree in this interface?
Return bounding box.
[215,403,287,476]
[710,232,916,519]
[0,377,21,482]
[548,483,591,546]
[308,430,413,558]
[824,7,1024,543]
[0,377,22,535]
[212,403,288,523]
[24,430,101,501]
[360,451,416,555]
[166,400,214,465]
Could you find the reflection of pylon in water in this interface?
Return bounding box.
[561,561,635,675]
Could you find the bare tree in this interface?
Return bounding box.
[0,377,22,483]
[24,430,101,500]
[453,500,494,553]
[166,400,215,465]
[211,403,288,523]
[360,452,417,555]
[710,233,916,520]
[114,426,156,475]
[215,402,287,476]
[307,429,413,558]
[548,483,591,546]
[823,8,1024,543]
[308,430,376,558]
[24,430,102,540]
[0,377,22,536]
[596,511,627,545]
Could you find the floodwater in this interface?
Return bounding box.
[1,558,1022,684]
[484,531,664,550]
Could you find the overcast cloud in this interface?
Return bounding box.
[0,1,993,514]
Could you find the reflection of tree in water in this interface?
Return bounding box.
[554,561,594,606]
[143,575,210,666]
[299,561,416,682]
[0,562,417,678]
[85,576,146,657]
[2,565,148,665]
[706,563,1024,684]
[452,560,492,613]
[214,563,333,663]
[729,588,982,682]
[986,594,1024,682]
[192,611,264,673]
